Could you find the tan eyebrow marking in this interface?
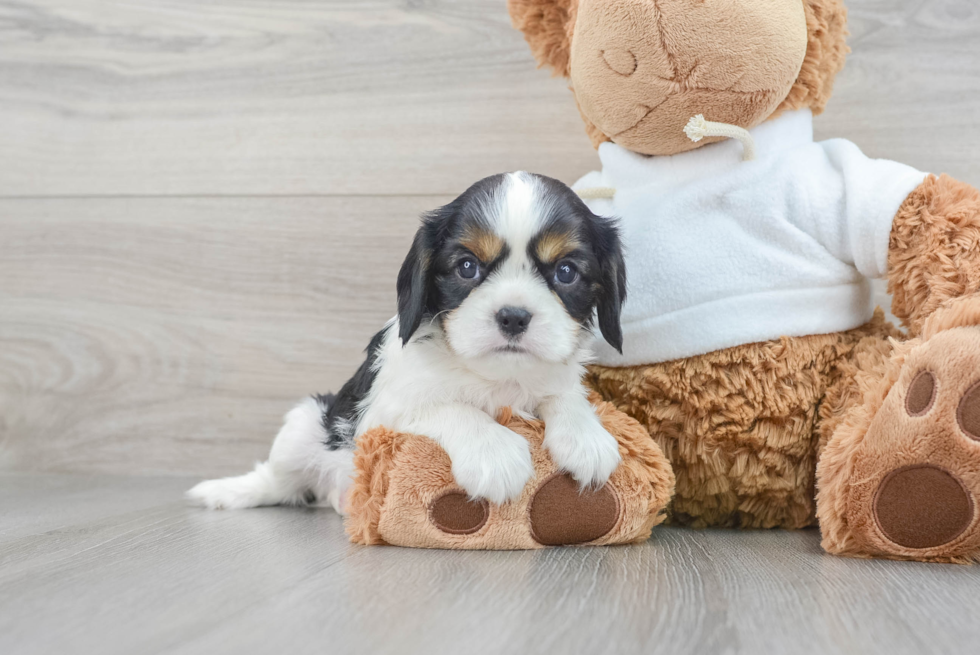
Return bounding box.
[535,230,581,264]
[460,225,505,262]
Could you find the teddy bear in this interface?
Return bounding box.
[508,0,980,563]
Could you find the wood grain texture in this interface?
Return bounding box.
[0,0,596,196]
[816,0,980,182]
[0,1,977,197]
[0,196,447,475]
[2,474,980,655]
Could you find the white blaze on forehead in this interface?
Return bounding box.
[489,172,551,268]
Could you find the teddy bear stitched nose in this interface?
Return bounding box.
[601,48,637,76]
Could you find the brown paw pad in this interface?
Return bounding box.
[873,464,974,549]
[905,370,937,416]
[528,473,619,546]
[429,492,489,535]
[957,380,980,441]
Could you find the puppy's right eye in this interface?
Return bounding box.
[457,257,480,280]
[555,261,578,285]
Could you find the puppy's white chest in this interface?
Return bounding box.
[485,381,538,418]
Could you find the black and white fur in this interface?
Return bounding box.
[187,172,627,511]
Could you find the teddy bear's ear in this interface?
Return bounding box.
[776,0,850,116]
[508,0,578,77]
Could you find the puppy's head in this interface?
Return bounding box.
[396,172,626,364]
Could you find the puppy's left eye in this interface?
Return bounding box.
[555,261,578,285]
[457,256,480,280]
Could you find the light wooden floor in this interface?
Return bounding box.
[3,473,980,655]
[2,1,980,653]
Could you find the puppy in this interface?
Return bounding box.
[187,171,627,512]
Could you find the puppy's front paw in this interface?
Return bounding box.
[450,426,535,505]
[545,420,622,490]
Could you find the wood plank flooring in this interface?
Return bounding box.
[3,473,980,655]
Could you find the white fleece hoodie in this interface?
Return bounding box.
[574,109,927,367]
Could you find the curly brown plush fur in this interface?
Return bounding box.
[508,0,578,77]
[772,0,849,117]
[814,339,913,558]
[587,310,900,530]
[346,426,402,546]
[888,174,980,336]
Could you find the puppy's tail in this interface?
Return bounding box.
[186,395,354,513]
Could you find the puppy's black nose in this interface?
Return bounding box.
[496,306,532,338]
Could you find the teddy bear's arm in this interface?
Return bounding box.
[887,174,980,336]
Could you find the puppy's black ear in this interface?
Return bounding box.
[593,216,627,353]
[396,209,446,345]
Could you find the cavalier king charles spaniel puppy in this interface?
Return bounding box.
[188,171,626,512]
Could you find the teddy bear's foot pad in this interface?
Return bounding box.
[528,474,619,546]
[820,327,980,561]
[873,464,974,549]
[429,492,490,535]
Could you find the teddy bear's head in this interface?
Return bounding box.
[510,0,848,156]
